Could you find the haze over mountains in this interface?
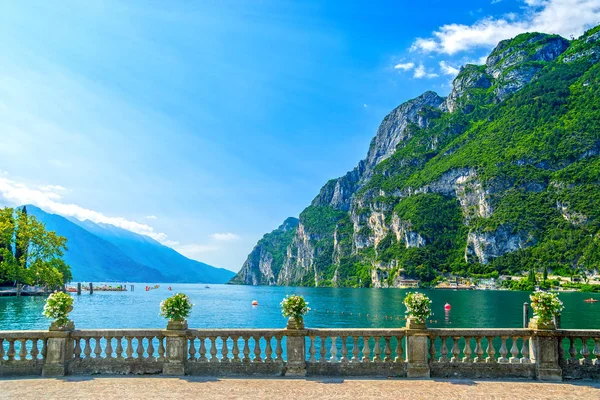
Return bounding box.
[26,205,234,283]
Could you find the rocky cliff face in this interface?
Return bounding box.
[231,27,600,287]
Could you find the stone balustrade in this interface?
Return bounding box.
[1,326,599,380]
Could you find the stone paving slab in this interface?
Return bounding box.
[0,376,599,400]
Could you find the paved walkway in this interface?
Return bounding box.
[0,376,599,399]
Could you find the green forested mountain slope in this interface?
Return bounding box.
[232,26,600,287]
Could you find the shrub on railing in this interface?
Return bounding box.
[43,291,74,328]
[530,290,563,325]
[160,293,193,321]
[281,294,310,327]
[403,292,431,324]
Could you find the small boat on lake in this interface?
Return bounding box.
[584,298,598,303]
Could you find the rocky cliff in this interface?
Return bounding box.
[231,27,600,287]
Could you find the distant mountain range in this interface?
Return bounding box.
[26,205,234,283]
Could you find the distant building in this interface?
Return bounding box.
[478,278,497,290]
[397,279,420,288]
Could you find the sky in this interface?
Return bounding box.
[0,0,599,272]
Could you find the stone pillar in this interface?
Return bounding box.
[530,330,562,381]
[89,282,93,294]
[77,283,81,295]
[163,329,188,375]
[42,330,74,377]
[406,328,430,378]
[285,318,307,376]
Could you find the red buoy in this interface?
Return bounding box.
[252,300,258,306]
[444,303,451,310]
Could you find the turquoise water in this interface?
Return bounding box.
[1,284,599,330]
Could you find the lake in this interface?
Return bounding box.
[1,284,599,330]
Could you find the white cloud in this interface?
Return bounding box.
[439,61,461,76]
[414,64,440,79]
[363,103,368,108]
[173,243,219,258]
[491,0,502,4]
[211,232,239,241]
[0,174,169,243]
[410,0,600,55]
[144,215,158,220]
[394,62,415,71]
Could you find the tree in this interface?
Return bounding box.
[543,265,548,283]
[527,267,537,286]
[0,207,71,287]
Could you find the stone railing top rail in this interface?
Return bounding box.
[306,328,406,335]
[187,328,288,336]
[427,328,534,336]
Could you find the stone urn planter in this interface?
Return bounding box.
[49,320,75,331]
[167,319,189,330]
[406,317,426,330]
[286,316,304,330]
[528,317,555,330]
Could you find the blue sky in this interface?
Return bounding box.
[0,0,598,271]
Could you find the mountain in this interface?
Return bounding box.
[232,26,600,287]
[27,206,235,283]
[68,218,234,283]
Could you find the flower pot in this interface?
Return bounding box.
[406,317,426,330]
[286,316,304,330]
[167,319,188,330]
[528,318,555,330]
[49,320,74,332]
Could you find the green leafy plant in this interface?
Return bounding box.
[530,290,563,325]
[280,294,310,325]
[159,293,193,321]
[43,292,74,327]
[403,292,432,324]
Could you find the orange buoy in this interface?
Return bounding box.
[252,300,258,306]
[444,303,451,310]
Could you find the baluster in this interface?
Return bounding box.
[199,337,207,362]
[116,337,124,360]
[352,336,360,362]
[329,336,338,362]
[509,337,520,363]
[593,338,600,366]
[105,337,114,359]
[147,336,155,361]
[93,337,103,359]
[340,336,349,363]
[189,337,197,361]
[474,337,484,363]
[19,339,27,360]
[373,336,382,363]
[31,339,40,360]
[498,336,509,363]
[264,336,273,363]
[397,335,405,362]
[275,336,283,363]
[73,338,81,360]
[135,337,144,359]
[462,337,472,363]
[383,336,392,362]
[125,337,134,360]
[319,336,327,362]
[221,336,230,363]
[231,336,240,362]
[485,337,496,363]
[429,336,437,362]
[308,336,316,362]
[581,337,591,365]
[520,337,530,363]
[0,339,4,360]
[253,336,262,362]
[439,337,449,362]
[7,339,15,361]
[157,337,165,361]
[361,336,371,362]
[84,338,92,359]
[568,338,578,364]
[209,336,218,363]
[242,336,250,363]
[450,337,460,363]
